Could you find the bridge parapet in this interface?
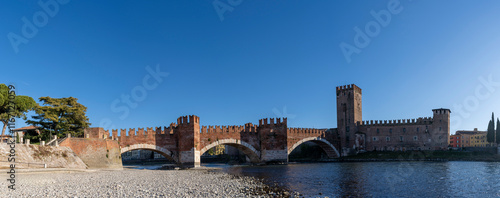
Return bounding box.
[201,125,245,133]
[287,128,327,135]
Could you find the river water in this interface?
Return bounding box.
[206,161,500,197]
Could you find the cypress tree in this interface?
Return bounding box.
[487,112,495,143]
[496,118,500,144]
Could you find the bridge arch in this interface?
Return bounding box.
[199,139,261,163]
[288,137,340,158]
[121,144,178,164]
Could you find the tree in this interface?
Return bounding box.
[27,97,90,140]
[496,118,500,144]
[0,84,36,136]
[487,113,495,143]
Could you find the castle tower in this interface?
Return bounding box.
[177,115,201,167]
[431,108,451,149]
[336,84,362,155]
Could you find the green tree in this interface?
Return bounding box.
[27,97,90,140]
[487,112,495,143]
[486,113,495,143]
[496,118,500,144]
[0,84,36,136]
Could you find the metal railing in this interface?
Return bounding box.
[0,161,47,168]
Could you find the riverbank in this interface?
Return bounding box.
[291,150,500,163]
[344,150,500,162]
[1,167,296,197]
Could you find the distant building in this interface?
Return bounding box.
[450,128,496,148]
[449,134,461,148]
[0,135,11,143]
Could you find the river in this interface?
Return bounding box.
[205,161,500,197]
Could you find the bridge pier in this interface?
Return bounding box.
[261,149,288,164]
[179,149,201,168]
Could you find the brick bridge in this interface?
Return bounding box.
[84,115,340,167]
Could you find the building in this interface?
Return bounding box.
[10,126,40,143]
[451,128,496,148]
[336,84,451,155]
[449,134,461,148]
[470,133,488,147]
[0,135,11,143]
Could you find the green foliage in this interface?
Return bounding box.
[0,84,37,136]
[487,112,495,143]
[496,118,500,144]
[27,96,90,140]
[23,129,41,143]
[207,148,215,156]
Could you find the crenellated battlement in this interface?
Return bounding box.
[336,84,362,94]
[287,127,327,134]
[117,125,177,137]
[177,115,200,125]
[357,117,434,127]
[200,125,246,133]
[258,117,287,127]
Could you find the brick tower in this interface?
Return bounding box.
[336,84,362,156]
[430,108,451,149]
[177,115,201,167]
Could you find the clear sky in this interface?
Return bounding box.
[2,1,500,135]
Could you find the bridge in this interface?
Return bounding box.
[84,115,341,167]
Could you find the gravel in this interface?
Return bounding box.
[1,168,299,197]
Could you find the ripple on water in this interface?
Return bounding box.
[210,161,500,197]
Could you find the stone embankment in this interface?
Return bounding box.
[2,168,297,197]
[0,143,86,169]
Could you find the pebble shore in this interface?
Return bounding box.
[2,168,298,197]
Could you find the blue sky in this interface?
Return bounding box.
[2,1,500,135]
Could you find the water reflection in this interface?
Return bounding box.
[337,163,368,197]
[214,161,500,197]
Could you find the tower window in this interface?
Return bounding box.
[376,129,380,134]
[417,128,419,132]
[389,129,393,134]
[403,128,406,133]
[400,136,404,142]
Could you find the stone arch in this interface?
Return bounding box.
[199,139,261,163]
[121,144,178,164]
[288,137,340,158]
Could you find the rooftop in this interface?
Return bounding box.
[11,126,38,131]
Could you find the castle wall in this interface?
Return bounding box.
[335,84,451,154]
[358,110,450,151]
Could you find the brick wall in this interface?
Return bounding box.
[60,138,122,169]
